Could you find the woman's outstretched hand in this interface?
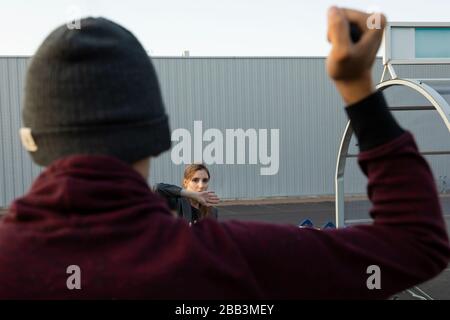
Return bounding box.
[194,191,220,207]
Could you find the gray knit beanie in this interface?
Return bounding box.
[21,17,171,166]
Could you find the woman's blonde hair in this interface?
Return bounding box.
[182,163,212,219]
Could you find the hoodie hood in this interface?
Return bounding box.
[7,155,171,226]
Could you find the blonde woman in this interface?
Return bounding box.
[155,164,220,224]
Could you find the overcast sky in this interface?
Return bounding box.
[0,0,449,56]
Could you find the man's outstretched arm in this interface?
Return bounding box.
[195,7,450,299]
[213,91,449,299]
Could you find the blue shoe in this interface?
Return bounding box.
[298,219,314,228]
[322,222,336,229]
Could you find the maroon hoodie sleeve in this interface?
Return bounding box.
[208,92,450,299]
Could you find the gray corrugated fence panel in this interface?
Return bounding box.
[1,58,19,207]
[0,57,44,209]
[0,59,7,207]
[1,57,450,207]
[149,57,351,200]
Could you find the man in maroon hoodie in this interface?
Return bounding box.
[0,8,449,299]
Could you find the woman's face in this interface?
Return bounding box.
[184,169,210,192]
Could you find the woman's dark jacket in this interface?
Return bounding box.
[154,183,218,223]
